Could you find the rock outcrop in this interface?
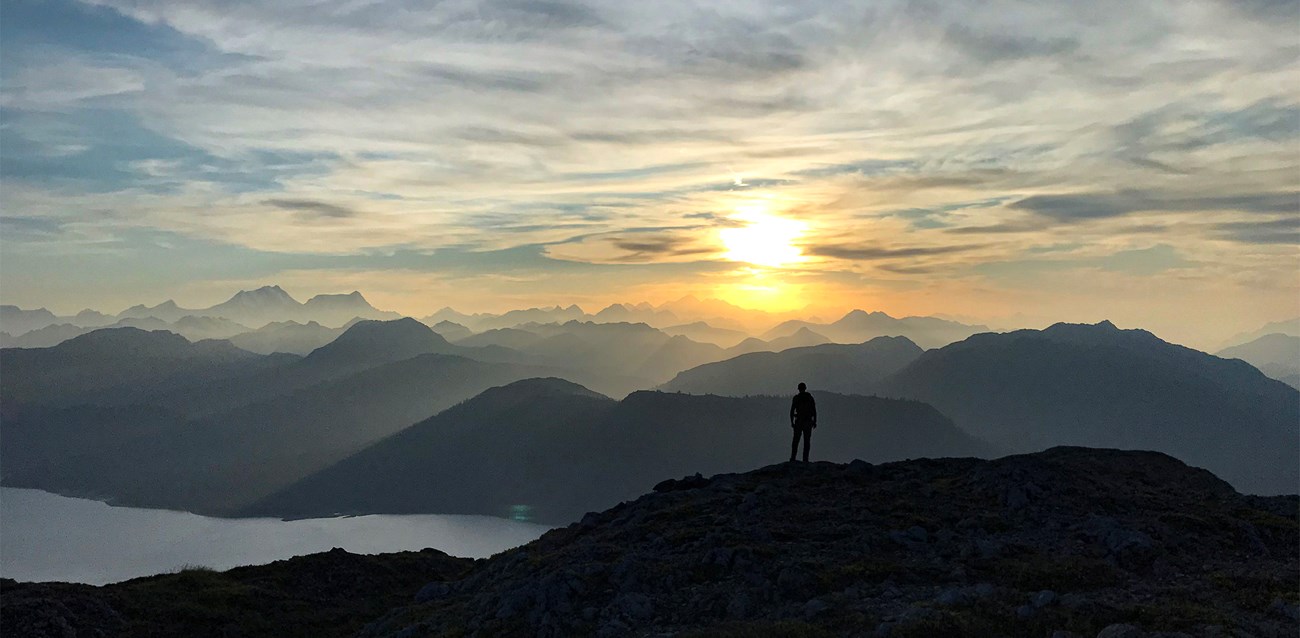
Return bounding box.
[364,447,1297,637]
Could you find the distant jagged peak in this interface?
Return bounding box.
[74,308,111,320]
[304,290,372,307]
[222,285,301,306]
[838,308,892,321]
[255,319,317,330]
[671,320,712,329]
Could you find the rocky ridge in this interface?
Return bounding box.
[3,447,1296,637]
[364,447,1298,637]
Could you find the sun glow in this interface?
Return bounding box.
[715,275,806,313]
[718,208,807,268]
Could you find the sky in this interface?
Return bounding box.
[1,0,1297,347]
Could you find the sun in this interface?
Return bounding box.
[719,208,807,268]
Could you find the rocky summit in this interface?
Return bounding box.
[364,447,1297,638]
[5,447,1298,638]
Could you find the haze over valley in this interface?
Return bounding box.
[3,284,1297,531]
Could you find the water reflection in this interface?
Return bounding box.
[0,488,552,585]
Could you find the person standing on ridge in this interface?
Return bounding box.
[790,382,817,462]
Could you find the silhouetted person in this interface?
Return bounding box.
[790,382,816,462]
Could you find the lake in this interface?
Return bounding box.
[0,487,552,585]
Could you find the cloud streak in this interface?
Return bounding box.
[0,0,1296,342]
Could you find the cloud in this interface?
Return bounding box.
[2,0,1298,336]
[975,244,1194,279]
[1011,191,1300,221]
[1213,217,1300,244]
[806,242,987,261]
[265,198,357,219]
[943,24,1079,63]
[0,216,64,239]
[610,236,714,260]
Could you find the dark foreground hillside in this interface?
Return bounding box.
[1,549,473,638]
[6,448,1297,637]
[367,447,1297,638]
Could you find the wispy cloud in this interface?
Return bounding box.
[1,0,1296,342]
[265,198,357,220]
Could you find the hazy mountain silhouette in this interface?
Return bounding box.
[246,380,993,524]
[523,321,726,385]
[428,320,472,342]
[0,323,90,348]
[1217,333,1300,389]
[116,299,198,323]
[593,302,679,327]
[303,317,451,368]
[661,336,924,396]
[655,294,792,332]
[878,321,1300,495]
[660,321,749,348]
[72,308,114,326]
[420,306,480,326]
[0,328,266,408]
[2,357,598,514]
[0,305,59,335]
[473,305,588,331]
[200,286,400,328]
[1221,317,1300,350]
[453,327,545,349]
[725,326,832,356]
[301,291,399,326]
[148,318,537,415]
[442,320,727,392]
[206,285,302,324]
[227,320,345,355]
[763,309,988,349]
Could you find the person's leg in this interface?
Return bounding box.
[802,426,811,462]
[790,427,801,462]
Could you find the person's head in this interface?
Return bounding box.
[798,382,807,392]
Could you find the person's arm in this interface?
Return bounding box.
[810,395,817,426]
[790,396,797,425]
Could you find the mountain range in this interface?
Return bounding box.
[3,308,1297,529]
[659,335,923,396]
[1,322,617,514]
[664,321,1300,496]
[1,286,398,336]
[244,377,994,524]
[762,309,990,350]
[1217,333,1300,389]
